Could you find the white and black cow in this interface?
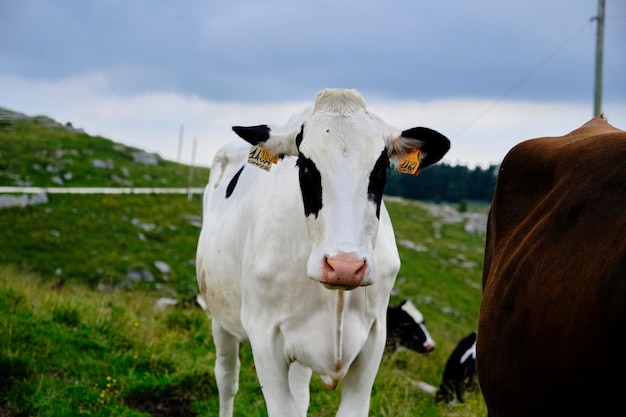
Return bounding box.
[196,88,450,417]
[435,331,477,404]
[386,299,435,355]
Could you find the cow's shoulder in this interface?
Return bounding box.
[208,141,250,190]
[499,115,625,185]
[489,117,626,251]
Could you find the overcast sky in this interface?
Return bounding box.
[1,0,624,168]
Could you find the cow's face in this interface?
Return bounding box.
[233,89,449,290]
[295,108,390,290]
[387,299,436,354]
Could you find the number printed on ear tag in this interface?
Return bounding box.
[247,145,279,171]
[396,149,421,175]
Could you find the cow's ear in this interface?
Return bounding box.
[232,125,270,145]
[232,124,299,156]
[388,127,450,170]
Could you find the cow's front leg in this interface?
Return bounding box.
[249,336,301,417]
[336,329,387,417]
[212,320,241,417]
[289,361,312,416]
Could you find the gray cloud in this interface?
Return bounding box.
[2,0,624,103]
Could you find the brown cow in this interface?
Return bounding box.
[477,115,626,417]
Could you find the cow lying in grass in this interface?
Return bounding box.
[386,299,435,355]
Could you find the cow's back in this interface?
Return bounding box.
[477,117,626,416]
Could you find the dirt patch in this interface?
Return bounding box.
[125,385,196,417]
[0,406,16,417]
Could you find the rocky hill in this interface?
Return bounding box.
[0,106,210,189]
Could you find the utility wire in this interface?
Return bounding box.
[454,19,594,139]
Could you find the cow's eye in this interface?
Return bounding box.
[297,154,316,178]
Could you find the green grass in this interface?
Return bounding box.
[0,265,216,417]
[0,193,204,297]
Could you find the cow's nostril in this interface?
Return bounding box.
[324,255,333,271]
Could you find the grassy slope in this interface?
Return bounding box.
[0,112,488,416]
[0,193,204,297]
[0,112,210,297]
[0,115,210,188]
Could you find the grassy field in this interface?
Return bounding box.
[0,195,487,417]
[0,112,488,416]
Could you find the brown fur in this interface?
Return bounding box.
[477,116,626,417]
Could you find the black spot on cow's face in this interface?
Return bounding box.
[367,149,389,218]
[296,152,322,218]
[225,166,244,198]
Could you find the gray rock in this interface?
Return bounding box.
[0,192,48,209]
[154,261,171,274]
[132,151,158,165]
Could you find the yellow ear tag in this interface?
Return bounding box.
[396,149,421,175]
[247,145,279,172]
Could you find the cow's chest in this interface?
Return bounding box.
[242,286,380,386]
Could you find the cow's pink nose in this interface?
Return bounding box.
[322,253,367,290]
[424,341,435,352]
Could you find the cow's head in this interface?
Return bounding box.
[387,299,436,354]
[233,89,449,290]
